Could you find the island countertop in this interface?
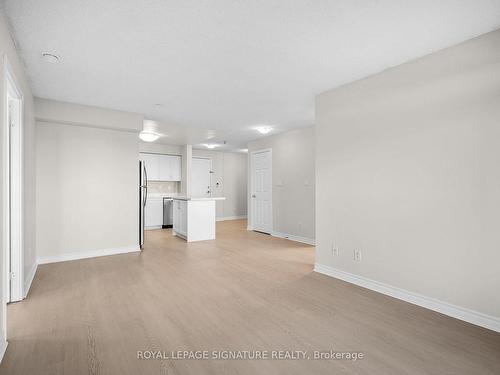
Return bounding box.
[172,196,226,201]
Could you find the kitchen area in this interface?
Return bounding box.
[139,151,226,246]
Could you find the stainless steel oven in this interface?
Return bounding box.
[163,198,173,228]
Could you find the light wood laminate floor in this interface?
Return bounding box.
[1,220,499,374]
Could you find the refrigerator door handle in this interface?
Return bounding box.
[143,165,148,206]
[139,160,146,249]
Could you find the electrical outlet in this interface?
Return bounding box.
[354,250,362,262]
[331,245,339,256]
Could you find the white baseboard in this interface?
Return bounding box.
[314,263,500,333]
[23,262,38,298]
[217,215,247,222]
[0,334,7,363]
[37,245,140,265]
[272,231,315,246]
[145,226,162,230]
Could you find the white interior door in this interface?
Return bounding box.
[251,150,272,234]
[192,158,211,197]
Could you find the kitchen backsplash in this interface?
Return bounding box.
[148,181,180,194]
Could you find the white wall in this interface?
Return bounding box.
[35,102,141,262]
[0,11,37,351]
[316,30,500,323]
[222,152,247,219]
[35,97,143,132]
[181,145,192,197]
[192,149,247,219]
[248,127,315,242]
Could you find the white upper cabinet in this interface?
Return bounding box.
[169,155,182,181]
[141,153,160,181]
[159,154,172,181]
[140,153,182,182]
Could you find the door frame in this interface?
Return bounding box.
[3,56,24,308]
[192,156,212,197]
[249,148,272,233]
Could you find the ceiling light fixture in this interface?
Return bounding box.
[256,126,272,134]
[204,143,218,149]
[139,131,160,142]
[42,52,60,63]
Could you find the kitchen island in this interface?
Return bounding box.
[172,196,226,242]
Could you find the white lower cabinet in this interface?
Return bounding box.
[172,199,217,242]
[173,200,187,236]
[145,198,163,228]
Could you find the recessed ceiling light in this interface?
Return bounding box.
[256,126,272,134]
[42,52,60,63]
[139,131,160,142]
[204,143,218,149]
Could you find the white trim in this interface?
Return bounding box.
[0,334,7,364]
[138,151,181,157]
[271,231,315,246]
[37,245,140,265]
[2,57,9,340]
[23,262,38,298]
[3,56,25,348]
[314,263,500,333]
[216,215,247,222]
[249,148,273,234]
[145,225,163,230]
[35,118,140,134]
[172,231,186,240]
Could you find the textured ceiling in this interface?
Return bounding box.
[3,0,500,150]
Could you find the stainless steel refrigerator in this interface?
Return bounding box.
[139,160,148,249]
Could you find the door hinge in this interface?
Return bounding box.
[9,272,16,279]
